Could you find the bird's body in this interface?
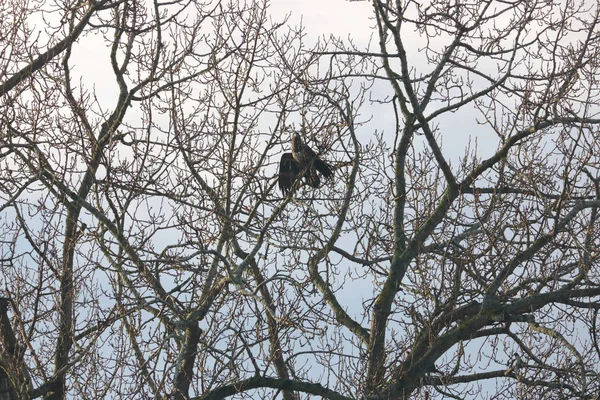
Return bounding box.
[278,132,333,195]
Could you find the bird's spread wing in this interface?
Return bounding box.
[278,153,300,195]
[312,156,333,179]
[299,142,333,181]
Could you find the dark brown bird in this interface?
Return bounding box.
[278,132,333,195]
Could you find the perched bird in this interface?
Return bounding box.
[278,131,333,195]
[505,352,523,376]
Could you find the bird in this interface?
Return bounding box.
[505,352,523,376]
[278,131,333,195]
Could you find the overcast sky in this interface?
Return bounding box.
[270,0,375,41]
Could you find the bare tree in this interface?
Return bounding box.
[1,0,600,399]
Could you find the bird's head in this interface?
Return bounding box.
[291,131,303,152]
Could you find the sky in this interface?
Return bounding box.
[269,0,375,41]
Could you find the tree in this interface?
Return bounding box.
[1,0,600,398]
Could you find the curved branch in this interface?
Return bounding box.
[195,376,353,400]
[0,0,119,96]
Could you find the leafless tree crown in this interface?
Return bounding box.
[1,0,600,399]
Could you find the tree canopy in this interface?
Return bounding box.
[1,0,600,399]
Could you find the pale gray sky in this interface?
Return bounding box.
[270,0,375,40]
